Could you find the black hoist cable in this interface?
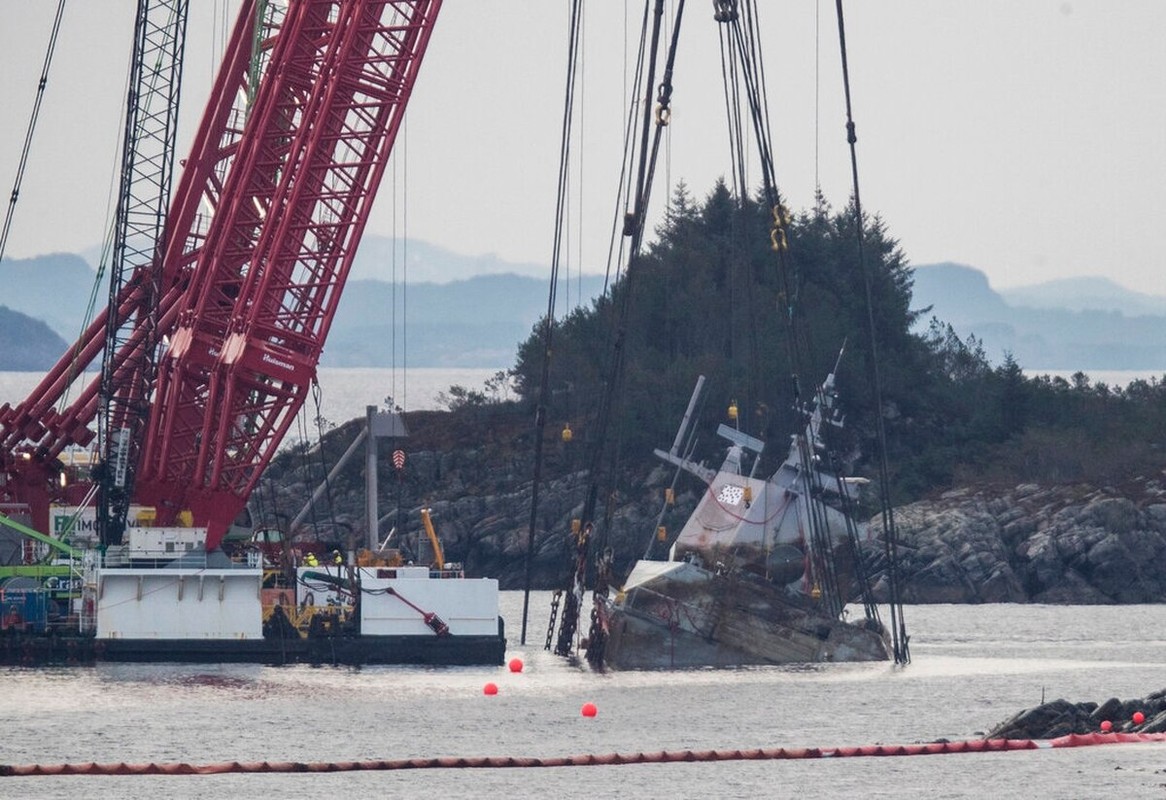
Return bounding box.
[526,0,585,647]
[0,1,68,263]
[553,0,689,663]
[833,0,910,665]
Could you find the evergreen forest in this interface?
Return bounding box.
[501,182,1166,506]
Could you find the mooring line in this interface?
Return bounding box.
[2,732,1163,777]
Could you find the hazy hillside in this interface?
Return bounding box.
[1001,277,1166,316]
[326,273,608,367]
[0,305,69,370]
[0,250,607,370]
[348,236,557,283]
[911,262,1166,370]
[0,253,99,341]
[6,250,1163,373]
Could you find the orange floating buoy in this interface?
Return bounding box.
[1100,720,1112,732]
[1133,711,1146,725]
[581,702,598,718]
[483,682,498,696]
[508,657,524,673]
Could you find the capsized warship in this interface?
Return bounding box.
[590,365,892,669]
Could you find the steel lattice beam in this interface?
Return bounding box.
[137,1,442,548]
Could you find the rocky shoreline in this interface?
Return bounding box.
[265,411,1166,602]
[870,481,1166,604]
[985,690,1166,739]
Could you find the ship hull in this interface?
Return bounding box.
[0,622,506,667]
[0,563,506,667]
[598,560,890,670]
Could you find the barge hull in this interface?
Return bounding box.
[0,620,506,667]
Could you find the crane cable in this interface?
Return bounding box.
[716,2,871,622]
[716,2,812,398]
[0,0,68,264]
[310,381,342,555]
[586,0,688,552]
[525,0,585,648]
[600,3,650,297]
[833,0,909,665]
[566,0,688,666]
[544,0,649,656]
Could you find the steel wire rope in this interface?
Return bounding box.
[804,3,875,622]
[715,7,766,429]
[576,0,689,665]
[600,2,652,297]
[584,0,690,670]
[584,1,650,526]
[736,1,771,406]
[717,2,846,616]
[588,0,687,546]
[811,350,885,626]
[75,38,139,394]
[569,6,586,315]
[69,1,172,445]
[719,6,807,391]
[385,119,410,414]
[834,466,880,623]
[714,23,748,391]
[293,400,324,548]
[0,1,68,263]
[832,0,909,664]
[526,0,585,648]
[546,0,651,657]
[391,141,399,411]
[401,122,408,413]
[4,2,116,420]
[814,0,821,199]
[310,381,342,555]
[550,0,684,660]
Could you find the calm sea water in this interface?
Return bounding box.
[0,367,508,429]
[3,368,1165,796]
[1,598,1164,799]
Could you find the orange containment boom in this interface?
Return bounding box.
[4,732,1165,777]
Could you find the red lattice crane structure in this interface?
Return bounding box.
[0,0,442,551]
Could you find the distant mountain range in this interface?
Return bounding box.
[911,262,1166,371]
[3,243,1164,373]
[0,237,608,370]
[324,272,607,367]
[0,305,68,370]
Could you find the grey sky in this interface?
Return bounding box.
[2,2,1164,295]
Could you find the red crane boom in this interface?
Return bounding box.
[0,0,442,549]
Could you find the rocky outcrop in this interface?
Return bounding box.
[865,480,1166,604]
[986,690,1166,739]
[264,412,1166,603]
[262,410,674,591]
